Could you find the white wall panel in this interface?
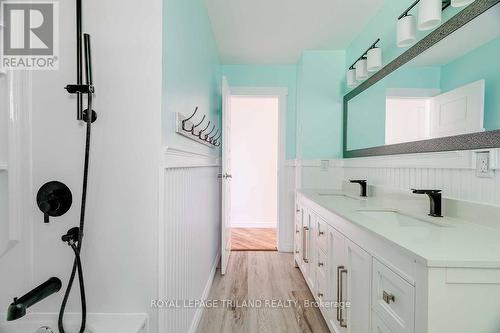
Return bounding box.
[299,151,500,206]
[161,165,221,333]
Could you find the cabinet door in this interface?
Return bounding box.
[345,239,371,333]
[327,226,347,333]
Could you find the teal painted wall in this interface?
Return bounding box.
[441,37,500,131]
[163,0,221,153]
[296,50,346,159]
[222,65,297,159]
[347,66,441,150]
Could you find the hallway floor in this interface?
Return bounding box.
[231,228,277,251]
[197,252,330,333]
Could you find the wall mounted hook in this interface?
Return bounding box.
[190,115,206,134]
[197,121,211,138]
[182,107,199,131]
[208,129,219,143]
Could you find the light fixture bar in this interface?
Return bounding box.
[349,38,381,70]
[398,0,451,19]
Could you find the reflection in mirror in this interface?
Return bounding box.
[347,4,500,151]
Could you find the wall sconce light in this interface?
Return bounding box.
[355,58,368,81]
[418,0,442,30]
[451,0,475,7]
[367,47,382,72]
[346,38,381,88]
[396,0,452,48]
[346,68,357,88]
[397,14,417,47]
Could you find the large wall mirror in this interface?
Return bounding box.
[344,0,500,158]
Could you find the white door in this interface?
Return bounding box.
[430,79,485,138]
[221,76,232,275]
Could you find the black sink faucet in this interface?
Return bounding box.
[411,189,443,217]
[350,180,367,197]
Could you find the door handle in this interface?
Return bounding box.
[383,291,395,304]
[339,268,348,328]
[336,266,344,322]
[302,226,309,263]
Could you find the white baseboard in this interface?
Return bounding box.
[188,251,220,333]
[231,221,277,228]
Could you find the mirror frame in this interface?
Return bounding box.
[343,0,500,158]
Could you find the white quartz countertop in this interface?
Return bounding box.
[298,189,500,269]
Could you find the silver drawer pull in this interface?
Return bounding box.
[318,293,323,298]
[295,250,299,254]
[318,231,325,236]
[318,262,324,267]
[383,291,396,304]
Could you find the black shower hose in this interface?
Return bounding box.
[58,115,92,333]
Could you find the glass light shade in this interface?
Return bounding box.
[367,47,382,72]
[346,69,357,87]
[451,0,475,7]
[418,0,442,31]
[397,15,417,48]
[355,59,368,81]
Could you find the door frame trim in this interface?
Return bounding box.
[229,87,288,252]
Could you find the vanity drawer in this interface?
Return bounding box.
[372,312,395,333]
[372,259,415,333]
[316,216,328,252]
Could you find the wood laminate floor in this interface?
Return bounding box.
[197,252,330,333]
[231,228,277,251]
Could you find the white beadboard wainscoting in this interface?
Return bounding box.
[298,149,500,206]
[159,148,221,333]
[279,160,297,253]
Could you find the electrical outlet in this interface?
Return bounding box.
[476,151,494,178]
[320,160,329,171]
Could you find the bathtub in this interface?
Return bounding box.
[0,313,148,333]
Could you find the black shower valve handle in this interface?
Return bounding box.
[36,181,73,224]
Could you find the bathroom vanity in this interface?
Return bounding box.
[294,189,500,333]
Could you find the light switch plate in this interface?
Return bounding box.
[476,151,494,178]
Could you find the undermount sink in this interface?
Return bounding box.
[317,193,363,201]
[356,209,453,228]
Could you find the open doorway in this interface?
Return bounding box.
[230,95,279,251]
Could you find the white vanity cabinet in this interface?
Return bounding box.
[295,191,500,333]
[295,203,371,333]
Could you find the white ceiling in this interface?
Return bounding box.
[203,0,384,64]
